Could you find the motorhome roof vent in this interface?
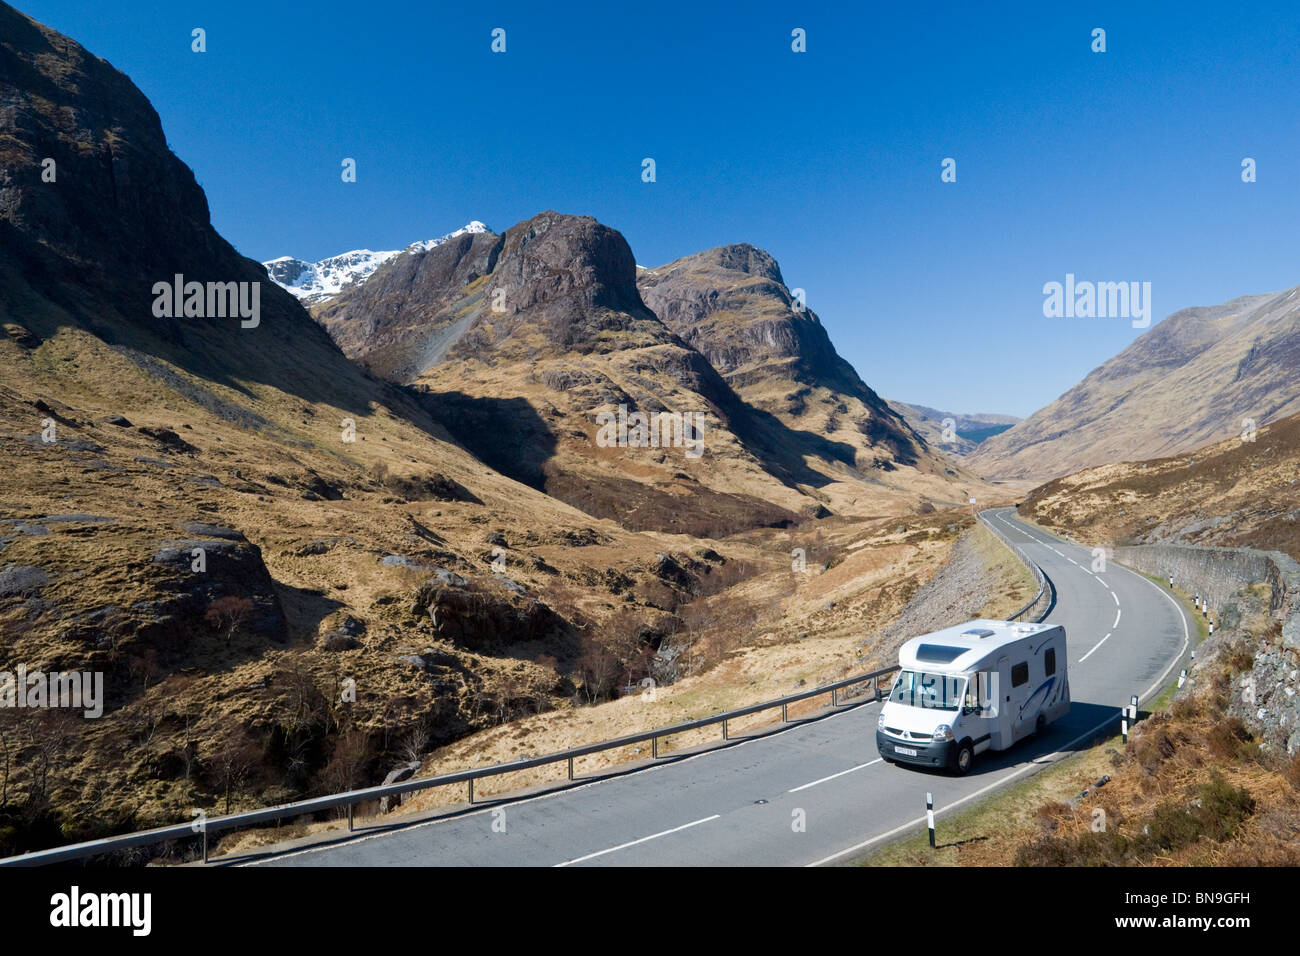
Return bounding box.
[916,643,967,664]
[961,628,996,639]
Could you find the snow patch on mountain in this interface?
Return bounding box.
[264,222,490,304]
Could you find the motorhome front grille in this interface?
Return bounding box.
[884,728,933,742]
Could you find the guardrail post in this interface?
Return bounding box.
[723,719,729,740]
[202,827,208,864]
[468,777,474,804]
[782,702,788,722]
[832,687,839,707]
[652,736,658,758]
[348,803,354,832]
[568,756,574,780]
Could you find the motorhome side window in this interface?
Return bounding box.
[1044,648,1056,676]
[1011,662,1029,687]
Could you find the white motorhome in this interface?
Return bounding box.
[875,619,1069,774]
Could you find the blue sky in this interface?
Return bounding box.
[19,0,1300,417]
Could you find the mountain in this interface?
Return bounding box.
[967,287,1300,480]
[634,244,983,508]
[263,222,490,305]
[886,402,1019,458]
[315,219,983,531]
[1019,410,1300,562]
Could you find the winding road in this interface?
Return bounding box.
[243,508,1193,867]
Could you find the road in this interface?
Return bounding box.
[247,508,1192,867]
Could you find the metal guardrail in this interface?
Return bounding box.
[977,508,1050,623]
[0,664,900,866]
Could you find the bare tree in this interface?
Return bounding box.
[208,728,263,814]
[396,724,430,765]
[316,730,371,797]
[204,596,254,639]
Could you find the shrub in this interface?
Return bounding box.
[1206,716,1253,761]
[1140,773,1254,853]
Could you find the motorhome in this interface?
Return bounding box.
[875,619,1068,774]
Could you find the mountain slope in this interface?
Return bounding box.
[635,244,989,504]
[1019,410,1300,562]
[967,288,1300,480]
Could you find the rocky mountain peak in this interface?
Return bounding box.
[492,211,650,319]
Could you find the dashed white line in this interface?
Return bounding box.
[1078,632,1112,663]
[1113,607,1122,628]
[554,814,721,867]
[788,759,882,793]
[1110,590,1120,605]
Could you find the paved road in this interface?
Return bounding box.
[250,508,1192,867]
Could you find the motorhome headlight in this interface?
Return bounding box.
[933,724,953,742]
[877,713,886,730]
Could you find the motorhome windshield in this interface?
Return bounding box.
[889,670,965,711]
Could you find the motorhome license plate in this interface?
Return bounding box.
[896,746,918,756]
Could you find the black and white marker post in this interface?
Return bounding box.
[927,792,935,848]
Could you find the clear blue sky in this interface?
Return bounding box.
[18,0,1300,417]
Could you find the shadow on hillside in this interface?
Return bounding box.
[735,404,865,488]
[416,391,556,490]
[274,582,348,645]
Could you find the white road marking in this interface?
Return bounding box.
[1078,632,1112,663]
[554,814,720,867]
[789,759,882,793]
[1119,567,1193,703]
[1113,607,1121,628]
[807,711,1125,867]
[1110,590,1120,605]
[241,700,881,866]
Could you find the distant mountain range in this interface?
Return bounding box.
[262,222,490,304]
[968,288,1300,480]
[886,402,1020,458]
